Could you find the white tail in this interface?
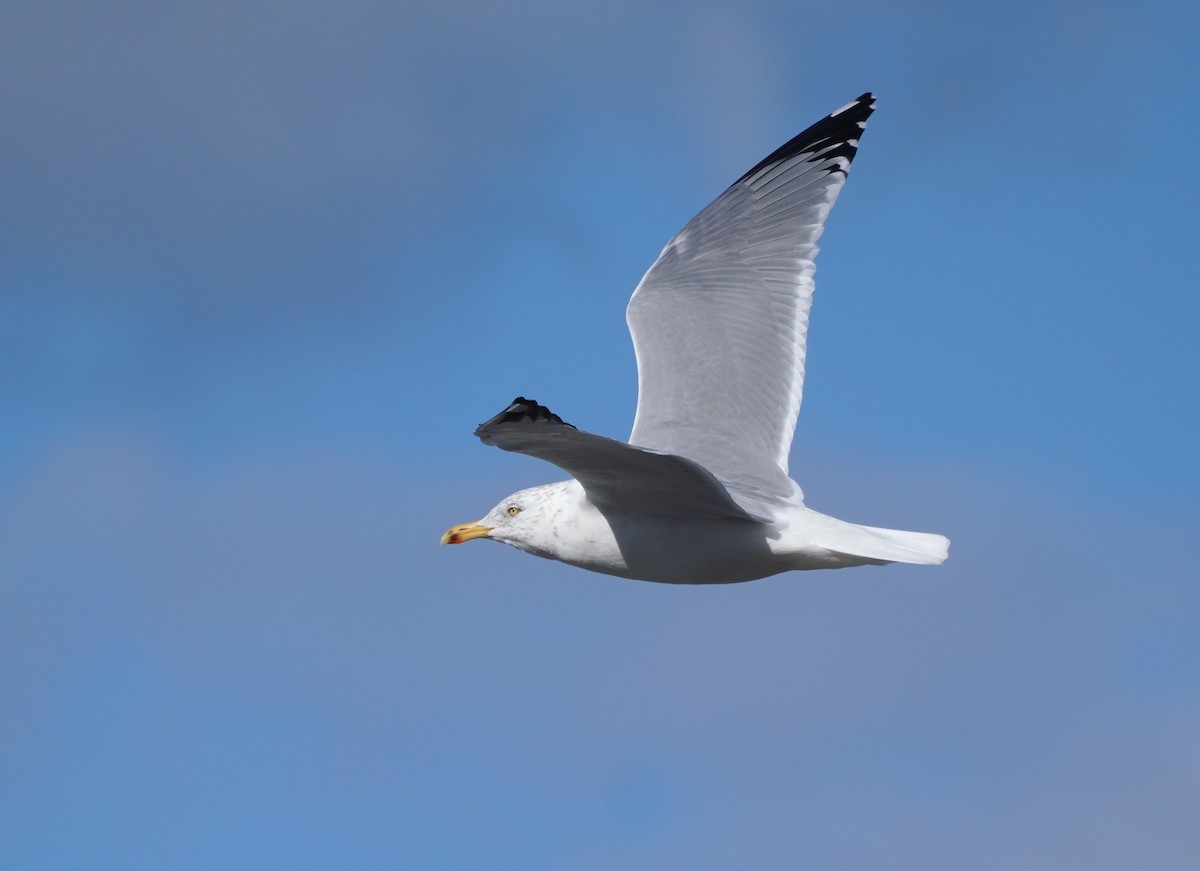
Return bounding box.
[827,523,950,566]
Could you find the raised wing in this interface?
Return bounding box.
[626,93,875,506]
[475,398,764,522]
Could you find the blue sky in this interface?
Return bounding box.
[3,1,1198,868]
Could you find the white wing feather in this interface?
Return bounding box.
[475,398,764,522]
[626,94,876,511]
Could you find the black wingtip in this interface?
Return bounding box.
[474,397,576,439]
[734,92,877,186]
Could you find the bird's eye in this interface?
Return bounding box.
[506,505,521,517]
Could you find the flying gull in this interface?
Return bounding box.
[442,93,949,583]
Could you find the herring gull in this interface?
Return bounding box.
[442,93,949,583]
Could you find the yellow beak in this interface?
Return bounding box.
[440,521,494,545]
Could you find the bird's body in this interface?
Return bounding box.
[443,94,949,583]
[466,480,945,584]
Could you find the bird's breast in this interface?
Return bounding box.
[550,508,785,584]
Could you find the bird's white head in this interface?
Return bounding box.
[440,481,580,557]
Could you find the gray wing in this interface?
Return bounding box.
[626,93,875,508]
[475,398,764,522]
